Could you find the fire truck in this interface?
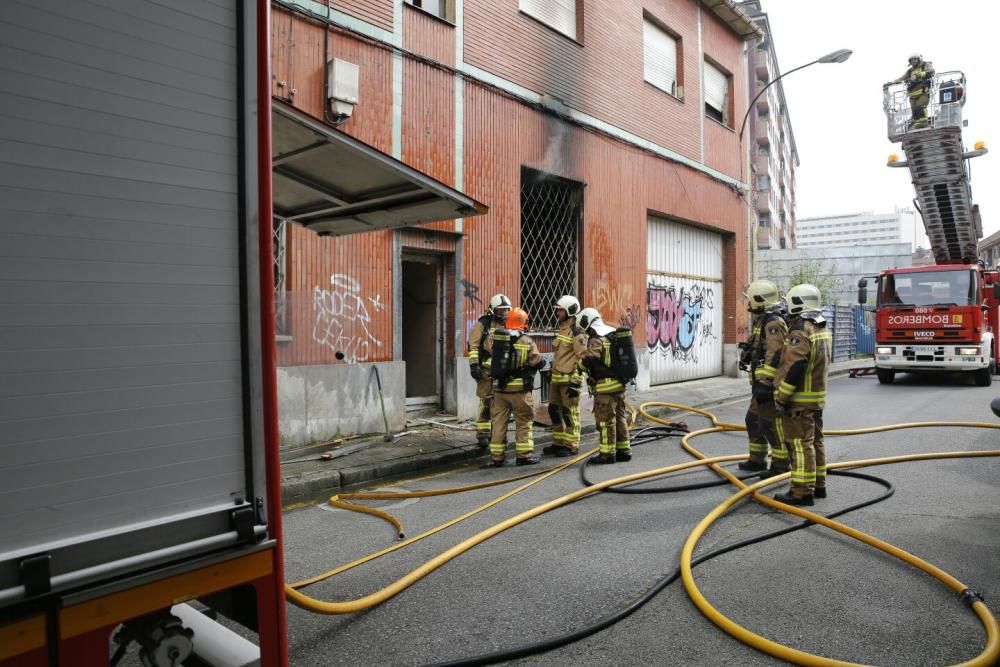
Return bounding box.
[859,71,1000,386]
[0,2,484,665]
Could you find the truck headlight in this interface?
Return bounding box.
[957,347,980,356]
[876,346,895,355]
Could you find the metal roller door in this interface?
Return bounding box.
[0,0,258,593]
[646,216,724,384]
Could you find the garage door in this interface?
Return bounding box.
[0,0,255,591]
[647,216,724,384]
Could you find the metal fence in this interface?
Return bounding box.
[819,304,874,362]
[853,305,876,355]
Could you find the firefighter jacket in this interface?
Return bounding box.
[749,310,788,387]
[484,331,544,392]
[583,329,625,395]
[772,313,832,410]
[468,315,501,376]
[895,61,934,96]
[551,318,588,385]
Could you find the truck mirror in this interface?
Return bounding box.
[857,278,868,305]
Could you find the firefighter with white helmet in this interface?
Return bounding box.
[771,283,832,506]
[542,295,589,457]
[886,52,934,128]
[468,293,511,449]
[578,307,631,464]
[484,307,545,466]
[738,280,789,476]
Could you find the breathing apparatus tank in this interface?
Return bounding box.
[490,328,513,390]
[610,327,639,384]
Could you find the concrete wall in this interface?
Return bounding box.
[758,243,912,305]
[277,361,406,449]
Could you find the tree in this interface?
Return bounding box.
[758,259,845,305]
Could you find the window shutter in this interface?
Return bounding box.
[704,60,728,117]
[519,0,577,40]
[643,20,677,96]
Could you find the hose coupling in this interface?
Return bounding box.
[959,588,985,606]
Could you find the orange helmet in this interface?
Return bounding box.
[505,307,529,331]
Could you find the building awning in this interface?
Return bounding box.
[272,101,487,236]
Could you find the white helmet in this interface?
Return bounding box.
[907,52,921,62]
[488,293,512,317]
[576,307,602,330]
[554,295,581,318]
[785,283,821,315]
[745,280,781,312]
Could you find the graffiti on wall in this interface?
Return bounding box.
[313,274,385,363]
[646,283,718,363]
[592,278,641,329]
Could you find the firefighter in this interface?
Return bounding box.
[486,307,545,466]
[542,295,588,457]
[578,307,631,464]
[886,53,934,128]
[468,294,511,449]
[737,280,789,477]
[771,284,832,506]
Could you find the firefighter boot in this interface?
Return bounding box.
[615,449,632,463]
[515,456,540,466]
[758,464,789,480]
[476,435,490,450]
[737,459,767,472]
[814,487,827,499]
[773,490,814,506]
[590,454,615,465]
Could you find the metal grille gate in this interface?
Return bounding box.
[520,167,582,331]
[273,218,288,335]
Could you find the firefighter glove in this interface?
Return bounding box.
[470,363,481,381]
[567,383,581,399]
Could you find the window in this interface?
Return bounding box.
[519,0,578,40]
[405,0,453,21]
[520,167,582,331]
[704,59,731,126]
[273,218,289,336]
[643,17,681,98]
[756,175,770,191]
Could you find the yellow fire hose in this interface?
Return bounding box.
[639,401,1000,667]
[286,400,1000,665]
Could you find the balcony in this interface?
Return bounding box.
[756,194,770,214]
[755,121,770,145]
[755,55,769,80]
[756,85,770,112]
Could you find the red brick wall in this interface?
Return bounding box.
[701,7,746,179]
[331,0,394,32]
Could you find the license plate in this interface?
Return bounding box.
[911,345,937,353]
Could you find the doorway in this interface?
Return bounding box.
[402,255,442,406]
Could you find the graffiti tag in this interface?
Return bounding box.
[313,274,385,363]
[646,284,717,363]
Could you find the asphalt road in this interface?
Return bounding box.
[279,372,1000,666]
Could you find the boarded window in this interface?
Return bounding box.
[520,0,577,40]
[704,59,730,125]
[520,167,582,331]
[643,19,679,97]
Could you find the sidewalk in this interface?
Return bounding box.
[280,359,872,505]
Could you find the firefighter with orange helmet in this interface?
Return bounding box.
[468,294,511,448]
[578,307,631,464]
[542,295,588,457]
[484,307,545,466]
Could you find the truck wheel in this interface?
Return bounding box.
[876,369,895,384]
[974,363,994,387]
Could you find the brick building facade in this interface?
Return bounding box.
[270,0,759,445]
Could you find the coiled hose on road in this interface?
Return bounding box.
[285,402,1000,666]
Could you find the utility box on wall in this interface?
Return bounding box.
[327,58,359,120]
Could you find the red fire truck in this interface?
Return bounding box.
[859,71,1000,386]
[0,2,483,665]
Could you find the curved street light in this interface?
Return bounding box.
[738,48,853,141]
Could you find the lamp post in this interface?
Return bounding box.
[739,48,852,142]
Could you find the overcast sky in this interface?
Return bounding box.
[758,0,999,249]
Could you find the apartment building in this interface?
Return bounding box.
[739,0,798,249]
[981,229,1000,269]
[269,0,759,445]
[796,209,916,248]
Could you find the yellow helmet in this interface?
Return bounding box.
[785,283,822,315]
[746,280,781,312]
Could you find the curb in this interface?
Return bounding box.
[280,365,867,505]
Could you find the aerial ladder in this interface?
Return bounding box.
[883,71,987,263]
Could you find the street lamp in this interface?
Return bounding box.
[738,48,852,141]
